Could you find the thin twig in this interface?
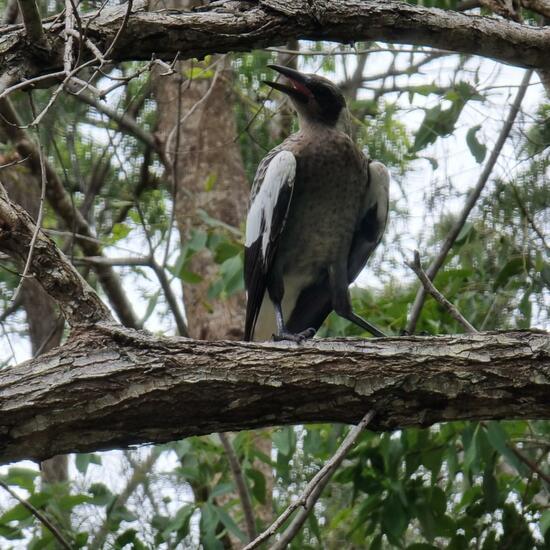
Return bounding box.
[219,433,257,541]
[406,250,478,333]
[510,446,550,485]
[244,410,375,550]
[11,95,47,305]
[406,69,533,334]
[103,0,133,60]
[89,451,159,550]
[0,479,72,549]
[0,72,66,101]
[150,259,189,337]
[510,182,550,251]
[63,0,75,73]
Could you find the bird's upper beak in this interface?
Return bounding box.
[263,64,314,102]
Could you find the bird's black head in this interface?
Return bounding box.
[264,64,347,127]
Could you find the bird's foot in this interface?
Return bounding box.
[273,327,316,343]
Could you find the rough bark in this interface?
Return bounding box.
[0,186,114,325]
[153,54,248,341]
[0,326,547,464]
[1,0,549,92]
[0,99,139,328]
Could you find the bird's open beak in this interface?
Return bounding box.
[263,64,313,102]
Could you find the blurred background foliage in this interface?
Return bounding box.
[0,0,549,548]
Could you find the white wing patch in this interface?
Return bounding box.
[245,150,296,258]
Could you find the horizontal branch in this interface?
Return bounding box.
[0,326,548,463]
[0,0,549,89]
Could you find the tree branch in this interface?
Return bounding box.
[1,0,549,91]
[406,250,478,334]
[0,98,140,328]
[0,479,72,549]
[0,324,548,464]
[406,69,533,333]
[16,0,45,44]
[0,186,114,325]
[219,432,257,542]
[246,410,374,550]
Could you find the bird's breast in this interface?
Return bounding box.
[276,137,365,276]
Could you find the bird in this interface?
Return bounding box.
[244,64,390,342]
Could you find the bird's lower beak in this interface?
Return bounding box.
[263,64,313,103]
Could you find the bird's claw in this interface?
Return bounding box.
[273,327,316,343]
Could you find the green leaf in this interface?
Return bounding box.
[178,267,203,284]
[219,254,244,295]
[466,125,487,164]
[3,467,39,492]
[493,257,529,290]
[381,492,408,541]
[88,483,115,506]
[215,506,247,542]
[485,422,528,476]
[110,222,131,243]
[245,468,266,505]
[162,504,194,539]
[482,466,499,511]
[273,427,295,457]
[540,510,550,535]
[204,173,218,192]
[200,503,223,550]
[75,453,102,475]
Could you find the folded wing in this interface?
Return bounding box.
[244,150,296,341]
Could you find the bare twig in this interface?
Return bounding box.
[406,69,533,334]
[510,182,550,251]
[89,451,159,550]
[0,96,139,328]
[0,479,72,550]
[150,259,189,337]
[103,0,133,60]
[244,410,375,550]
[0,72,66,101]
[11,97,47,306]
[63,0,75,73]
[406,250,478,333]
[510,446,550,485]
[219,432,257,541]
[65,78,158,152]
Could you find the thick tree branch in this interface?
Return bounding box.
[0,325,548,464]
[0,99,140,328]
[16,0,45,44]
[0,0,549,92]
[0,186,113,325]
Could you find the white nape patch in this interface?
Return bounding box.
[245,151,296,258]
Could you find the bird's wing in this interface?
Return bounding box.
[286,157,389,335]
[244,149,296,340]
[348,159,390,280]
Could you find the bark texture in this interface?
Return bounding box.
[0,186,113,325]
[153,54,248,341]
[0,0,549,91]
[0,326,548,464]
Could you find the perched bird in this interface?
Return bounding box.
[244,64,390,342]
